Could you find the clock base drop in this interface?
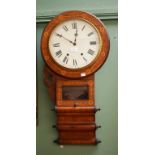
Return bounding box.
[44,66,101,145]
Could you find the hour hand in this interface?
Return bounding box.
[55,33,74,44]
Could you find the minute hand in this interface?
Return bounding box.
[74,29,78,45]
[56,33,74,45]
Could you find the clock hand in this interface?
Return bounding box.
[73,28,78,46]
[56,33,74,45]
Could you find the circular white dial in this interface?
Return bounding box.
[49,19,101,69]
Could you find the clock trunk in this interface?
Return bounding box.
[44,65,101,145]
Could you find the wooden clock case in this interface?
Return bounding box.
[41,11,110,145]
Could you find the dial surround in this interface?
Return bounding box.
[48,19,101,69]
[41,11,110,78]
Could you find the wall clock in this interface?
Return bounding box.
[41,10,110,145]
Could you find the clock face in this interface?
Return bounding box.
[48,19,101,69]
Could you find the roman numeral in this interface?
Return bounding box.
[72,22,77,29]
[88,32,94,37]
[55,50,62,57]
[90,41,96,45]
[88,49,95,55]
[53,43,60,47]
[55,33,62,37]
[63,25,68,31]
[83,57,87,62]
[63,56,68,64]
[73,59,78,66]
[82,25,85,31]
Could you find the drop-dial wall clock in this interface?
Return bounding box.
[41,10,110,145]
